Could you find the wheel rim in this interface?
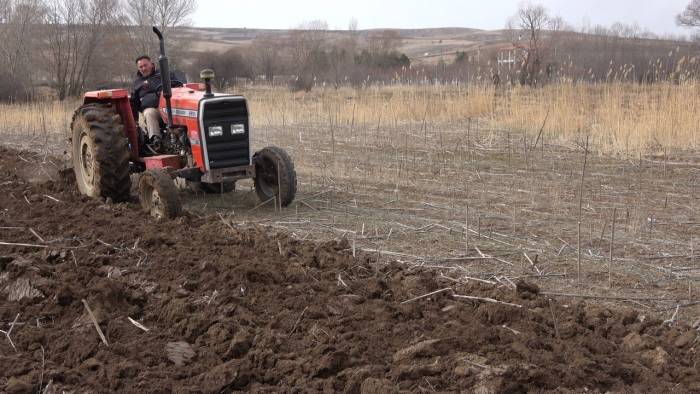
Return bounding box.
[150,189,166,219]
[257,157,278,199]
[140,175,173,219]
[79,133,95,190]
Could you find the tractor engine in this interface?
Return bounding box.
[158,126,188,157]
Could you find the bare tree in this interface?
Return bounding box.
[509,3,550,86]
[149,0,195,32]
[125,0,196,58]
[327,45,350,89]
[0,0,11,23]
[348,17,358,32]
[326,18,361,88]
[368,30,401,54]
[251,35,283,84]
[678,0,700,27]
[125,0,151,56]
[43,0,121,99]
[548,15,571,32]
[0,0,43,76]
[0,0,44,100]
[288,20,328,91]
[190,49,250,90]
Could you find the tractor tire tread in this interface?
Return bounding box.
[253,146,297,207]
[71,103,131,202]
[138,169,182,219]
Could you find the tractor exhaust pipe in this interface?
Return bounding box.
[152,26,174,129]
[200,69,215,98]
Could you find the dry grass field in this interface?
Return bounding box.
[246,83,700,155]
[2,83,699,155]
[1,83,699,321]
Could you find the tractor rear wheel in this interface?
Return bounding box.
[71,103,131,202]
[253,146,297,207]
[138,169,182,219]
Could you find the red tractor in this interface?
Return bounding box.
[70,27,296,218]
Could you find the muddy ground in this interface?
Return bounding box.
[1,146,700,393]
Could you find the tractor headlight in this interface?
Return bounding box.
[208,125,223,137]
[231,123,245,135]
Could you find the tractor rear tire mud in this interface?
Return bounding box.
[188,181,236,194]
[138,169,182,219]
[253,146,297,207]
[70,103,131,202]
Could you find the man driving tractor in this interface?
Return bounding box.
[130,55,181,151]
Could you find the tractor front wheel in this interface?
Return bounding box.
[71,104,131,202]
[138,169,182,219]
[253,146,297,207]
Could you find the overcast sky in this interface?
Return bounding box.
[192,0,692,36]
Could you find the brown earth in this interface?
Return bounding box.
[1,145,699,393]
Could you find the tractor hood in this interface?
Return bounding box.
[157,86,251,173]
[157,86,247,122]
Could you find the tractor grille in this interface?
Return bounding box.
[200,97,250,170]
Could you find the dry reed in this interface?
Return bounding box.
[0,82,697,156]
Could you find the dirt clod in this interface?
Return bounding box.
[622,332,645,351]
[6,277,43,301]
[314,351,349,378]
[674,330,697,348]
[4,376,32,394]
[360,378,398,394]
[641,346,669,371]
[2,146,700,393]
[515,280,540,299]
[392,339,442,362]
[165,341,196,366]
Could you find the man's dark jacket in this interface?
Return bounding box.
[130,69,182,121]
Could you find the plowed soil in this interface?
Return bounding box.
[1,145,699,393]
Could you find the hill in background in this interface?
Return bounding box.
[173,26,696,66]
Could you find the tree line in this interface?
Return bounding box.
[0,0,196,101]
[188,22,411,93]
[190,2,700,91]
[434,3,700,88]
[0,0,415,101]
[2,0,700,102]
